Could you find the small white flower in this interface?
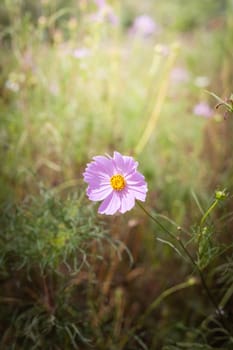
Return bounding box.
[5,80,20,93]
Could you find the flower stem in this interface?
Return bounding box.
[200,199,218,227]
[134,43,179,155]
[120,278,197,348]
[198,199,218,244]
[136,200,176,241]
[136,201,229,332]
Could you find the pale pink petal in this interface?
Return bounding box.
[92,156,115,176]
[98,191,121,215]
[84,176,110,189]
[83,165,108,182]
[127,185,147,201]
[83,157,114,190]
[126,172,146,185]
[113,151,138,176]
[122,155,138,173]
[118,190,135,213]
[83,156,114,182]
[113,151,125,170]
[88,185,113,201]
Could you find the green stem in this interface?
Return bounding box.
[142,279,197,321]
[200,200,218,227]
[136,201,177,242]
[120,278,197,349]
[136,201,229,332]
[198,199,218,244]
[134,43,179,155]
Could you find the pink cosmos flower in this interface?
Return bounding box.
[129,15,159,37]
[83,152,148,215]
[170,67,190,84]
[73,48,90,59]
[193,102,213,118]
[90,0,118,25]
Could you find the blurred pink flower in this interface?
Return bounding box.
[83,151,148,215]
[90,1,118,25]
[94,0,105,8]
[130,15,159,37]
[170,67,190,84]
[73,48,90,59]
[154,44,170,57]
[193,102,213,118]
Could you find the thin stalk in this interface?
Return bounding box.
[198,199,218,244]
[134,43,179,155]
[141,278,197,322]
[136,201,229,333]
[119,278,197,349]
[136,201,177,242]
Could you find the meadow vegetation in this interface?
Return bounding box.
[0,0,233,349]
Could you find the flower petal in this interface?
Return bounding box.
[113,151,138,176]
[92,156,115,176]
[98,191,121,215]
[127,185,147,201]
[118,190,135,213]
[83,156,114,183]
[87,185,113,201]
[126,171,146,185]
[113,151,125,170]
[122,156,138,175]
[126,171,148,201]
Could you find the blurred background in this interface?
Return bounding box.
[0,0,233,349]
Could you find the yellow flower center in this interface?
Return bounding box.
[110,174,126,191]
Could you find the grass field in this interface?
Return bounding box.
[1,0,233,349]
